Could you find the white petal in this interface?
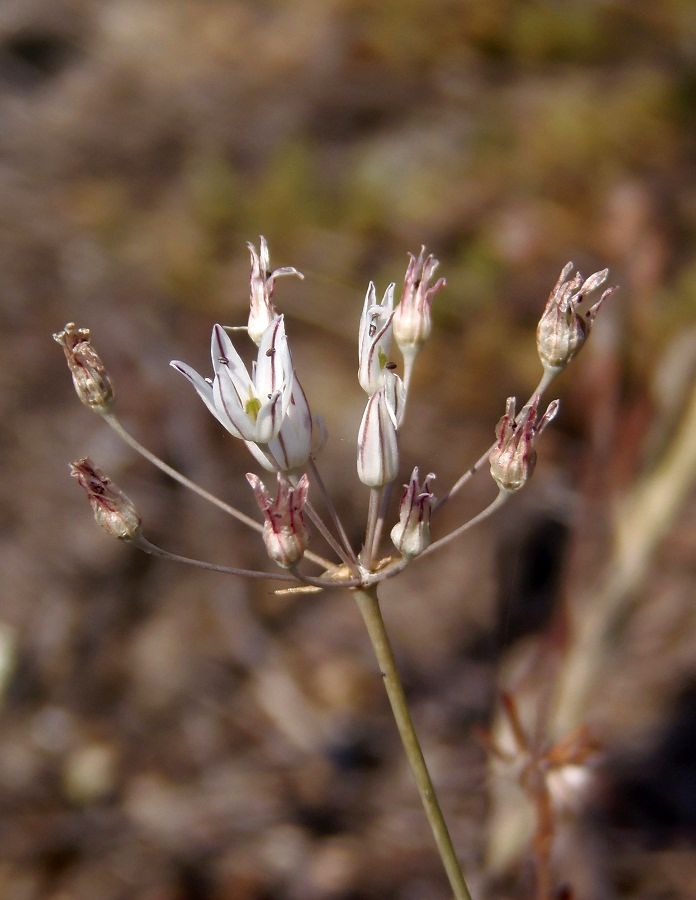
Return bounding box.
[245,440,278,472]
[212,370,253,440]
[254,390,284,443]
[359,282,377,350]
[267,379,312,471]
[357,391,399,487]
[211,325,253,398]
[255,316,288,395]
[170,360,225,424]
[383,370,405,428]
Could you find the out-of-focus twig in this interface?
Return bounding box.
[549,375,696,738]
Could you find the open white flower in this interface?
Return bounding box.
[245,376,313,473]
[171,317,294,444]
[358,282,395,395]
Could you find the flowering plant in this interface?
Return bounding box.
[55,243,614,899]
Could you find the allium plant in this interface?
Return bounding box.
[55,243,615,900]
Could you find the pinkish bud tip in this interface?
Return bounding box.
[70,458,141,540]
[246,472,310,568]
[537,264,616,373]
[489,396,559,492]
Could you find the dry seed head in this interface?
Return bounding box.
[53,322,114,413]
[537,263,616,374]
[70,458,141,541]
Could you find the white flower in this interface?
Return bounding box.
[357,370,403,487]
[247,236,304,346]
[358,282,395,395]
[171,317,294,444]
[246,472,309,567]
[244,376,313,473]
[390,467,435,558]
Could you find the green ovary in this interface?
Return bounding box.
[245,396,261,421]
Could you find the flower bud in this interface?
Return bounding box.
[390,467,435,558]
[247,236,303,346]
[392,246,446,360]
[537,262,616,374]
[53,323,114,413]
[489,396,559,493]
[70,458,141,540]
[358,282,395,395]
[246,473,309,568]
[357,371,401,487]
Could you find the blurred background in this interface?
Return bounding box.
[1,0,696,897]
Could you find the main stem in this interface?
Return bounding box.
[353,586,473,900]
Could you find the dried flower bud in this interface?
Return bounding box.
[393,246,446,360]
[489,396,559,493]
[537,262,616,374]
[53,323,114,413]
[70,458,141,540]
[390,467,435,558]
[246,473,309,568]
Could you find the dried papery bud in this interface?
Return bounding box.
[246,473,309,568]
[53,323,114,413]
[70,458,141,540]
[537,262,616,374]
[489,396,559,493]
[357,371,401,487]
[390,467,435,558]
[247,236,304,346]
[393,246,446,360]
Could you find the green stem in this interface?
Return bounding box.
[353,586,473,900]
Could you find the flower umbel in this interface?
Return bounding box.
[171,317,294,444]
[56,242,617,900]
[391,467,435,558]
[70,458,141,540]
[489,396,559,493]
[247,236,304,346]
[358,282,395,395]
[393,246,446,360]
[53,323,114,413]
[537,262,616,374]
[246,472,310,567]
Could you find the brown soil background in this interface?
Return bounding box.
[1,2,695,898]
